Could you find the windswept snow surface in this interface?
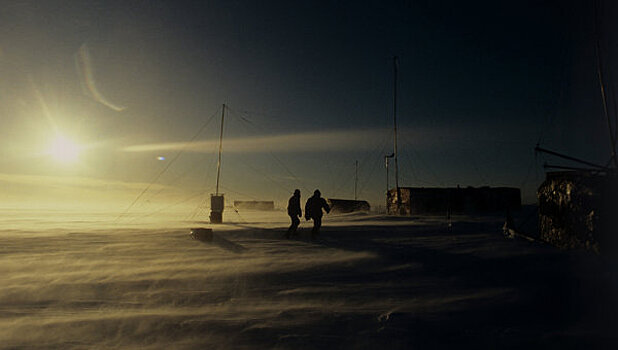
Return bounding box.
[1,209,617,349]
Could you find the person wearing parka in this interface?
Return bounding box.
[304,189,330,239]
[286,189,302,238]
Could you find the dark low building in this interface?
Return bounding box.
[387,186,521,216]
[537,170,618,255]
[233,200,275,211]
[327,199,370,213]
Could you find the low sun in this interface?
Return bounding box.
[49,135,81,163]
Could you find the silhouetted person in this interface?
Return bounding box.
[305,189,330,239]
[286,189,302,238]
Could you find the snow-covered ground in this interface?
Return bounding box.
[1,209,617,349]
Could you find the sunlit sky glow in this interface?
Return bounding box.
[0,0,616,211]
[49,135,80,163]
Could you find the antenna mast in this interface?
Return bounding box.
[215,104,225,195]
[210,104,226,224]
[354,160,358,200]
[596,40,618,168]
[393,57,402,212]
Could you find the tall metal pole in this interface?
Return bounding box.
[385,153,393,214]
[594,0,618,168]
[215,104,225,195]
[385,156,389,213]
[596,41,618,168]
[354,160,358,200]
[393,57,402,212]
[385,158,389,193]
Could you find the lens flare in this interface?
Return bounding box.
[75,44,126,112]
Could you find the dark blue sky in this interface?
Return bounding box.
[0,0,616,208]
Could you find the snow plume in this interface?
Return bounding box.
[0,213,380,349]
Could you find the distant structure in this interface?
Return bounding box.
[387,186,521,215]
[538,170,617,254]
[233,201,275,211]
[327,199,370,213]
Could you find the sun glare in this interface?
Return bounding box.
[49,135,81,163]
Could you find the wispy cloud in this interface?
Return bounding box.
[122,129,395,154]
[121,119,534,155]
[0,173,166,192]
[0,173,175,210]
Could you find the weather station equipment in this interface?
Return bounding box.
[210,104,226,224]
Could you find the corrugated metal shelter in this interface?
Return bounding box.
[387,186,521,215]
[537,171,618,254]
[327,199,370,213]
